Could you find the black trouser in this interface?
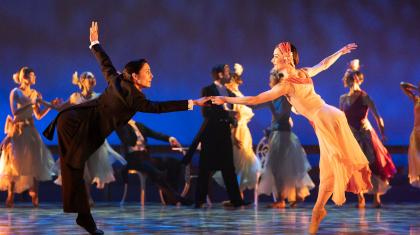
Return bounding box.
[121,151,183,204]
[56,109,92,214]
[60,159,90,213]
[195,165,243,205]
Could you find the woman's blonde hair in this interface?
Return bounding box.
[343,70,364,88]
[12,67,34,84]
[72,71,95,90]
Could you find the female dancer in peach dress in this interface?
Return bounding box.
[400,81,420,187]
[211,42,372,234]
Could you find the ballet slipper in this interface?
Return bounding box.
[373,196,382,208]
[290,196,304,208]
[309,208,327,234]
[372,201,382,208]
[356,196,365,209]
[30,192,39,208]
[289,201,298,208]
[267,201,286,209]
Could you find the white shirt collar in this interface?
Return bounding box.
[214,80,224,88]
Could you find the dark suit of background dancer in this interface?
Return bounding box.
[190,64,246,208]
[43,22,208,235]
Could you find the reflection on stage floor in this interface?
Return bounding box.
[1,202,420,234]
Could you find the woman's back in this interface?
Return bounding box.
[284,70,325,120]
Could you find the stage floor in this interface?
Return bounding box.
[1,202,420,234]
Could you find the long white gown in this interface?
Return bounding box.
[54,92,126,189]
[0,88,54,193]
[213,89,261,191]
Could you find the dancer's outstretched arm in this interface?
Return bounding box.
[89,21,119,84]
[305,43,357,77]
[212,81,291,106]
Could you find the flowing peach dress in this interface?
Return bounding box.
[282,70,372,205]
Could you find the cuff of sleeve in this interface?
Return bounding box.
[169,136,176,143]
[188,100,194,110]
[89,41,100,49]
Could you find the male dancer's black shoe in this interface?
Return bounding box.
[194,202,207,209]
[76,213,104,235]
[179,197,194,206]
[223,200,252,208]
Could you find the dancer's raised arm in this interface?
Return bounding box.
[400,82,418,102]
[212,81,291,106]
[305,43,357,77]
[89,21,119,84]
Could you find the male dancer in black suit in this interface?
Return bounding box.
[116,119,191,205]
[43,22,208,234]
[186,64,247,208]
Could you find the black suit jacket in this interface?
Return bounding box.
[182,83,236,169]
[44,44,188,169]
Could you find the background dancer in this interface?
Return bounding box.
[187,64,248,208]
[0,67,59,208]
[116,119,191,205]
[340,69,396,208]
[401,81,420,187]
[213,63,261,194]
[54,71,126,207]
[258,70,314,209]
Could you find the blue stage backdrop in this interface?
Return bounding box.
[0,0,419,146]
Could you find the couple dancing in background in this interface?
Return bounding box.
[184,63,260,208]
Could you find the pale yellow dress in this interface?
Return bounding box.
[0,88,54,193]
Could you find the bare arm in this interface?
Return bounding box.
[364,95,385,138]
[212,81,291,106]
[32,92,52,120]
[305,43,357,77]
[400,82,417,102]
[38,98,70,111]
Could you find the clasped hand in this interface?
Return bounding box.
[210,96,226,105]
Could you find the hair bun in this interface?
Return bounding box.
[234,63,243,76]
[72,76,80,86]
[12,72,20,84]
